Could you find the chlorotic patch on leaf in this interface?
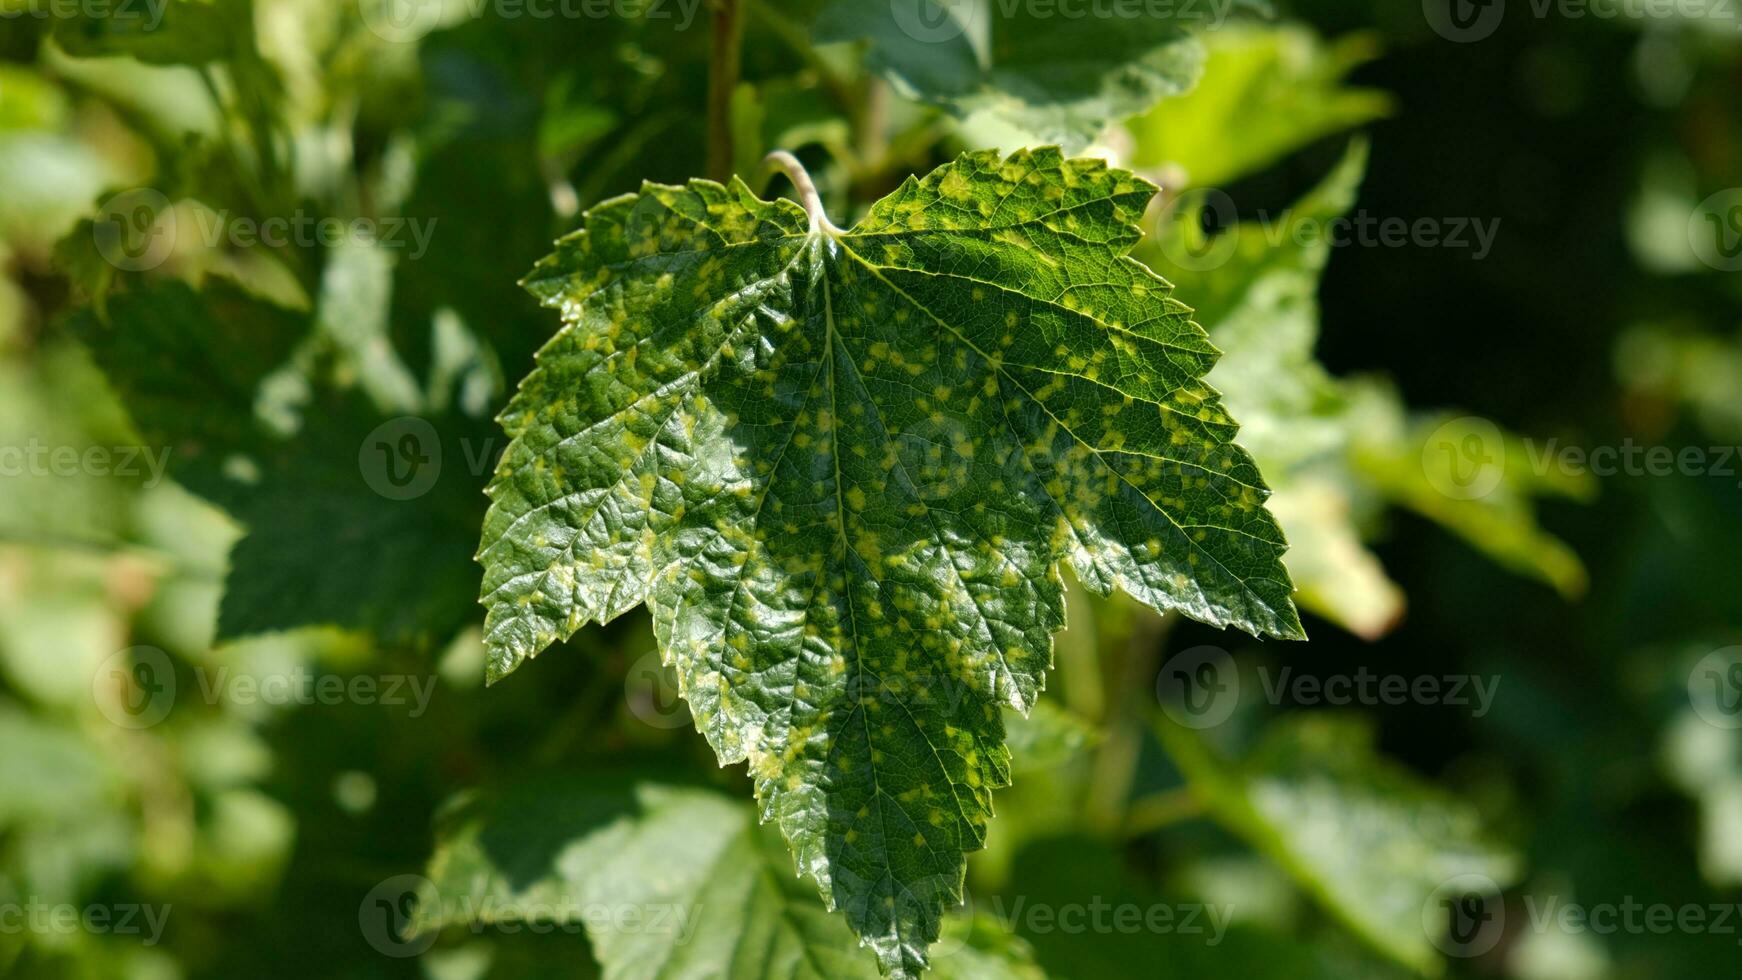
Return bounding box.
[477,147,1302,977]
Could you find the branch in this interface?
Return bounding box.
[706,0,745,183]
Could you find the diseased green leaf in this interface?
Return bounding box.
[479,146,1301,976]
[414,778,1044,980]
[1157,713,1519,975]
[812,0,1220,149]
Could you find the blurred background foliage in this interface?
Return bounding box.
[0,0,1739,977]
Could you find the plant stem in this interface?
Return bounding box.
[1084,607,1173,834]
[706,0,745,183]
[857,77,890,173]
[765,150,840,234]
[1123,787,1206,837]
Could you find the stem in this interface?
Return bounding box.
[1084,607,1173,834]
[764,150,840,234]
[857,77,890,174]
[1124,787,1206,837]
[706,0,744,183]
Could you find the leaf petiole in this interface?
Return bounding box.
[763,150,841,235]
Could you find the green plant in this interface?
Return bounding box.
[3,3,1738,980]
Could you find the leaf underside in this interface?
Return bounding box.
[478,147,1301,976]
[813,0,1208,149]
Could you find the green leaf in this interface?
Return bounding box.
[415,778,1044,980]
[0,705,119,828]
[480,146,1301,975]
[1346,388,1590,600]
[50,0,243,65]
[71,280,486,646]
[1157,713,1519,975]
[1001,701,1100,774]
[1151,139,1406,636]
[812,1,1217,149]
[1128,23,1391,188]
[1001,833,1410,980]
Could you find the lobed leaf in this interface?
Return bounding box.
[480,147,1300,975]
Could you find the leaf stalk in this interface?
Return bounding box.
[764,150,841,234]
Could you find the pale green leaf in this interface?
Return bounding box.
[1002,701,1101,774]
[1158,713,1519,975]
[414,779,1044,980]
[71,280,488,646]
[480,147,1301,975]
[1151,140,1406,635]
[1152,139,1586,631]
[50,0,242,65]
[1128,23,1391,188]
[812,0,1217,149]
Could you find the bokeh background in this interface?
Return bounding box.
[1,1,1740,977]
